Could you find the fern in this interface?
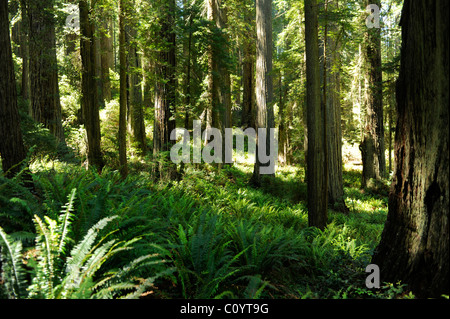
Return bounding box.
[31,215,59,298]
[57,188,77,254]
[1,188,172,299]
[0,227,27,298]
[62,216,119,296]
[168,211,246,298]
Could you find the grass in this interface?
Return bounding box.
[1,154,414,299]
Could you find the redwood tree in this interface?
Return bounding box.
[28,0,65,142]
[118,0,128,178]
[304,0,327,229]
[250,0,275,186]
[360,0,385,188]
[372,0,449,298]
[153,0,176,155]
[0,0,28,178]
[80,0,104,171]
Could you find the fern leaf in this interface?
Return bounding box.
[0,227,26,298]
[57,188,77,254]
[67,216,118,271]
[33,215,58,297]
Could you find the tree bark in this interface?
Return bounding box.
[324,0,347,212]
[80,0,104,171]
[28,0,65,143]
[360,0,385,188]
[206,0,232,164]
[372,0,449,298]
[126,2,146,156]
[241,1,255,129]
[0,0,28,179]
[153,0,176,155]
[118,0,128,178]
[19,0,30,107]
[99,1,113,103]
[304,0,327,229]
[250,0,275,186]
[100,17,113,102]
[183,0,193,130]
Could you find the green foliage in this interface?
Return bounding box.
[0,188,172,299]
[2,143,409,300]
[0,227,27,298]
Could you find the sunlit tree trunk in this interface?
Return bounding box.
[304,0,327,229]
[251,0,274,186]
[126,1,146,155]
[100,5,113,102]
[80,0,104,171]
[324,0,347,212]
[28,0,64,143]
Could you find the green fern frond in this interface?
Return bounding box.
[0,226,27,298]
[57,188,77,255]
[67,216,119,271]
[33,215,59,297]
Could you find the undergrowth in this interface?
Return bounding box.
[0,158,413,299]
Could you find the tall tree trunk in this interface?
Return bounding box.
[183,0,193,130]
[241,1,255,129]
[80,0,104,171]
[153,0,176,155]
[360,0,385,188]
[118,0,128,178]
[206,0,218,137]
[100,14,113,102]
[207,0,231,164]
[0,0,28,179]
[277,70,289,166]
[126,2,146,155]
[372,0,449,298]
[324,0,347,212]
[251,0,275,186]
[304,0,327,229]
[28,0,65,143]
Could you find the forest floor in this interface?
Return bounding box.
[1,144,415,299]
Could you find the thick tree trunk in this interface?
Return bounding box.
[360,0,385,188]
[372,0,449,298]
[324,0,347,212]
[0,0,28,178]
[99,3,113,103]
[251,0,275,186]
[153,0,176,155]
[126,3,146,156]
[80,0,104,171]
[28,0,65,143]
[207,0,231,164]
[304,0,327,229]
